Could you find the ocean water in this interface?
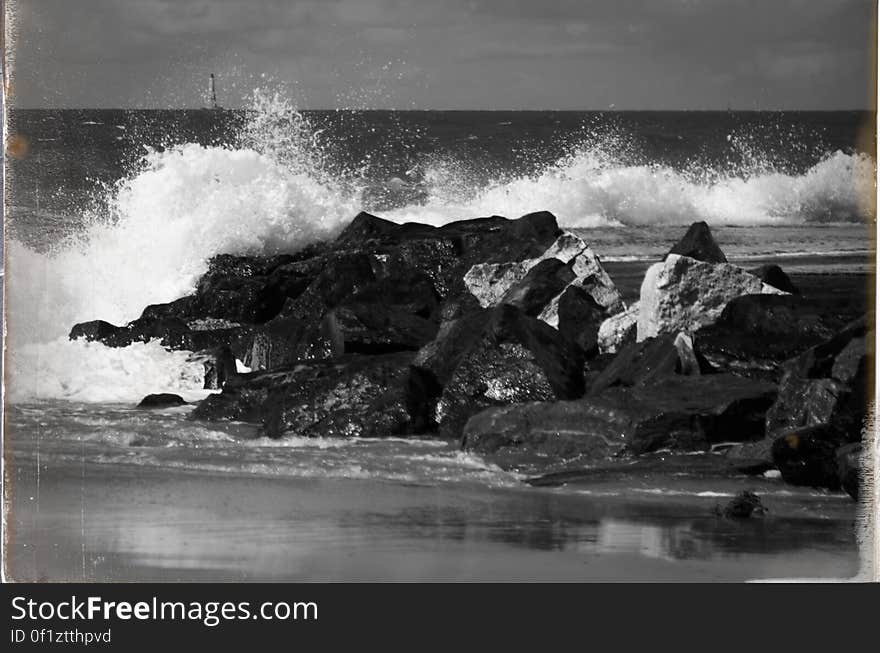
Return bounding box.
[3,96,875,580]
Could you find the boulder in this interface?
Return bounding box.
[461,400,630,471]
[693,295,862,379]
[499,258,575,316]
[771,424,843,490]
[552,286,608,357]
[462,373,778,469]
[723,439,776,475]
[637,254,787,341]
[597,303,639,354]
[750,264,799,294]
[765,317,871,441]
[465,231,621,314]
[137,393,187,409]
[194,352,415,439]
[589,332,713,394]
[665,221,727,263]
[408,304,585,437]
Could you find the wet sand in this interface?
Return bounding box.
[6,455,865,582]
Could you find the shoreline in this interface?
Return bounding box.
[6,456,863,582]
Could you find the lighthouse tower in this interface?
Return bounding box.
[208,73,220,110]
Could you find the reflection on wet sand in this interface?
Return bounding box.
[9,459,862,582]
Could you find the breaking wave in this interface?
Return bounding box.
[5,89,875,403]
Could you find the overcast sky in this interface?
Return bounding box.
[6,0,877,109]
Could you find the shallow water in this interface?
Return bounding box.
[6,401,865,582]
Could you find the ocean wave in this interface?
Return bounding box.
[384,148,875,228]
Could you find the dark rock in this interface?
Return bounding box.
[462,373,778,469]
[771,424,843,490]
[245,318,312,371]
[556,286,607,357]
[724,439,776,475]
[194,353,415,439]
[589,332,712,394]
[836,443,862,501]
[665,221,727,263]
[750,264,799,294]
[693,294,862,379]
[140,296,195,321]
[197,346,238,390]
[461,399,629,470]
[714,491,766,519]
[409,304,585,437]
[500,258,575,316]
[273,252,378,322]
[334,211,404,245]
[765,317,871,441]
[69,320,122,344]
[613,374,777,454]
[137,393,187,409]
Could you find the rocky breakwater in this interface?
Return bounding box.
[68,214,871,501]
[462,222,872,500]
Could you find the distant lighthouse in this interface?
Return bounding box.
[208,73,221,110]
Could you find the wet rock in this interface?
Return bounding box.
[665,221,727,263]
[137,393,187,409]
[589,332,712,394]
[194,352,415,439]
[693,295,861,379]
[750,264,799,294]
[334,211,404,245]
[723,439,776,475]
[765,317,871,441]
[69,320,123,344]
[616,374,777,454]
[597,303,639,354]
[771,424,843,490]
[552,286,608,357]
[461,400,629,469]
[637,254,787,341]
[500,258,576,316]
[409,304,585,437]
[836,443,862,501]
[462,373,777,468]
[190,346,238,390]
[714,491,766,519]
[465,232,620,314]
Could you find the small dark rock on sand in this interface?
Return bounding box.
[137,393,188,409]
[714,491,767,519]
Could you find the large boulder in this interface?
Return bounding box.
[637,254,787,341]
[693,294,860,378]
[665,221,727,263]
[194,352,415,439]
[764,317,871,441]
[462,373,778,470]
[408,304,585,437]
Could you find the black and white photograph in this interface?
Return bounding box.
[2,0,877,583]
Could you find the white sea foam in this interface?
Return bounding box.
[384,148,876,227]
